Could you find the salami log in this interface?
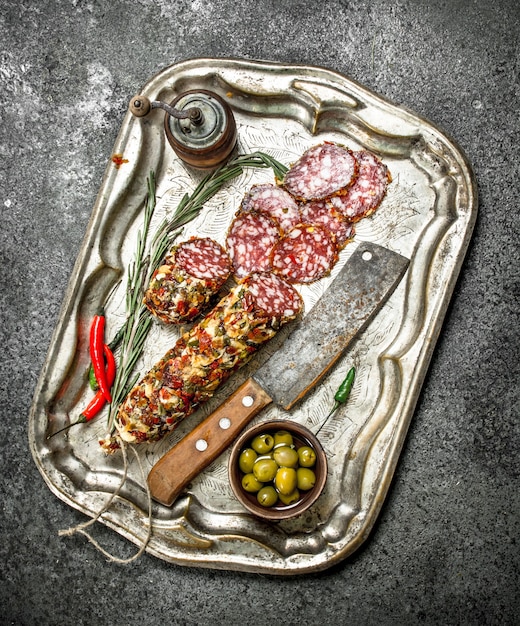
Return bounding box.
[271,223,338,284]
[240,183,301,233]
[143,238,231,324]
[101,272,303,450]
[299,200,355,249]
[226,210,281,278]
[329,150,391,222]
[282,142,358,201]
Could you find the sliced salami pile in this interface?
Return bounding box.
[222,143,390,285]
[103,272,302,449]
[143,237,231,324]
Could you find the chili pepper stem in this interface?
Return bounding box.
[47,415,87,439]
[316,366,356,436]
[325,401,341,421]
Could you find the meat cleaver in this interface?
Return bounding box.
[148,241,409,506]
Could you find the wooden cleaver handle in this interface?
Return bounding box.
[147,377,273,506]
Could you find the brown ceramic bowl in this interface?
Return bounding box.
[228,420,327,521]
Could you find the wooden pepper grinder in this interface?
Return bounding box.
[129,89,237,169]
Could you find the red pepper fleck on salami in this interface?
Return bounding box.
[143,237,231,324]
[100,272,303,451]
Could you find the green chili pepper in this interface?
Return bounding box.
[326,366,356,419]
[89,365,99,391]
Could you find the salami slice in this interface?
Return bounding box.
[299,200,355,249]
[282,143,358,201]
[240,183,301,233]
[101,272,302,450]
[329,150,391,222]
[143,237,231,324]
[226,210,281,279]
[246,271,304,323]
[271,223,338,284]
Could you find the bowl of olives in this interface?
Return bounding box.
[228,420,327,520]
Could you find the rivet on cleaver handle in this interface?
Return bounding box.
[148,242,409,506]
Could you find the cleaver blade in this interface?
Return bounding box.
[148,241,409,506]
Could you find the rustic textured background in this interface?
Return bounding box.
[1,0,518,624]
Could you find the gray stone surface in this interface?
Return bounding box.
[1,0,518,624]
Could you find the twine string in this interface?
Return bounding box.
[58,438,153,564]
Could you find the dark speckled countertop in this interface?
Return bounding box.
[1,0,518,624]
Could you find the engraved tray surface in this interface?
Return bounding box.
[29,58,477,574]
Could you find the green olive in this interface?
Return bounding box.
[297,445,317,467]
[253,458,278,483]
[273,445,299,468]
[278,489,300,505]
[297,467,316,491]
[274,430,294,447]
[275,466,297,495]
[257,485,279,507]
[239,448,258,474]
[242,473,263,493]
[251,433,275,454]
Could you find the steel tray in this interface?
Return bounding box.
[29,58,477,574]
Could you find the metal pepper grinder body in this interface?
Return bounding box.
[130,89,237,170]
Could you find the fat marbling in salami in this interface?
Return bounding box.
[226,210,281,278]
[240,183,301,233]
[329,150,391,222]
[271,223,338,284]
[299,200,355,249]
[282,143,358,201]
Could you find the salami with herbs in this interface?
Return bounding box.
[299,200,355,249]
[143,238,231,324]
[282,143,358,201]
[226,210,281,278]
[329,150,391,222]
[271,223,338,284]
[240,183,301,233]
[101,273,302,450]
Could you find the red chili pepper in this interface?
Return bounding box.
[90,311,111,403]
[47,344,116,439]
[80,344,116,420]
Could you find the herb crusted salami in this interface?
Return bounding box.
[143,237,231,324]
[102,272,302,450]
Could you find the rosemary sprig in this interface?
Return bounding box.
[107,172,157,431]
[106,152,288,433]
